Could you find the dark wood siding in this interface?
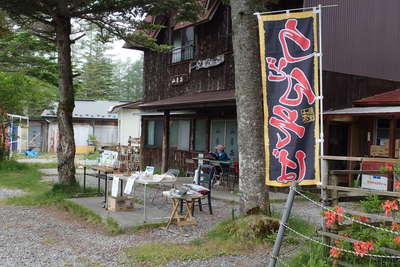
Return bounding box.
[323,71,400,110]
[305,0,400,82]
[143,4,234,103]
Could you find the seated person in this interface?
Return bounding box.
[214,144,230,183]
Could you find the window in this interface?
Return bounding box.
[194,120,207,151]
[146,120,163,147]
[171,27,194,63]
[210,120,238,160]
[169,120,190,150]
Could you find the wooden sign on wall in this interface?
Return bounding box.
[170,74,189,86]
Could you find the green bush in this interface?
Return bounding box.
[360,194,383,213]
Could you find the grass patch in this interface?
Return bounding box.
[125,215,280,266]
[0,160,48,193]
[289,243,330,266]
[58,199,102,224]
[105,217,124,235]
[84,151,100,160]
[129,222,166,233]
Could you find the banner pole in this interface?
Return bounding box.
[253,4,338,16]
[268,181,298,267]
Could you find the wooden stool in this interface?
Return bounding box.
[165,195,204,229]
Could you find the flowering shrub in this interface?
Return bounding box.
[353,241,374,257]
[395,236,400,244]
[381,200,398,217]
[323,211,336,227]
[395,180,400,191]
[392,221,400,231]
[323,206,345,227]
[329,248,341,258]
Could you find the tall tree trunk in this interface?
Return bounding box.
[231,0,271,215]
[55,15,76,185]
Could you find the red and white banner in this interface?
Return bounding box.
[258,10,320,186]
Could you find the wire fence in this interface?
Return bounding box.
[269,187,400,266]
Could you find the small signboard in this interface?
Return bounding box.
[361,174,388,191]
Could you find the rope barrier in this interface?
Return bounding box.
[294,189,400,236]
[282,224,400,259]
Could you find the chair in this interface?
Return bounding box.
[181,164,215,215]
[184,158,195,177]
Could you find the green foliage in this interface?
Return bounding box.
[84,151,100,160]
[360,194,384,213]
[105,217,124,235]
[113,56,144,100]
[289,243,331,267]
[0,30,57,85]
[0,71,56,117]
[58,200,102,225]
[128,222,166,233]
[125,215,281,266]
[0,160,48,193]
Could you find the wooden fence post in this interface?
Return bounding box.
[321,159,330,255]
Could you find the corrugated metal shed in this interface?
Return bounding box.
[304,0,400,82]
[41,100,125,120]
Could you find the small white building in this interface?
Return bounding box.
[109,100,142,145]
[42,100,127,153]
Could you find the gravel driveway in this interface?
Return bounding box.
[0,188,265,267]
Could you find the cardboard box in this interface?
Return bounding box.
[107,196,135,212]
[370,145,399,158]
[370,145,388,157]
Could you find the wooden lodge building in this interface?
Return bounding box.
[125,0,400,178]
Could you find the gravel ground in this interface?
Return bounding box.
[0,167,327,266]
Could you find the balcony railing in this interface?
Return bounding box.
[171,43,194,64]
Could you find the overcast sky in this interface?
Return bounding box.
[107,40,143,63]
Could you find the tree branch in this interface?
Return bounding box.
[71,33,85,43]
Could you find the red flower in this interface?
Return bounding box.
[340,233,350,238]
[359,216,369,222]
[335,206,345,222]
[353,241,374,257]
[329,248,341,259]
[394,236,400,244]
[392,222,400,231]
[395,180,400,191]
[334,238,342,247]
[381,200,398,217]
[324,211,336,227]
[385,163,393,172]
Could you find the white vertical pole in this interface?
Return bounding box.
[318,4,324,160]
[317,5,326,190]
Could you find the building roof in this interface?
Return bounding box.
[124,0,221,50]
[109,99,143,113]
[41,100,127,120]
[173,0,220,30]
[139,90,235,110]
[353,89,400,106]
[324,106,400,116]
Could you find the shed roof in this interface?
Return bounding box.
[139,90,235,110]
[324,106,400,116]
[353,89,400,106]
[109,99,143,113]
[41,100,126,120]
